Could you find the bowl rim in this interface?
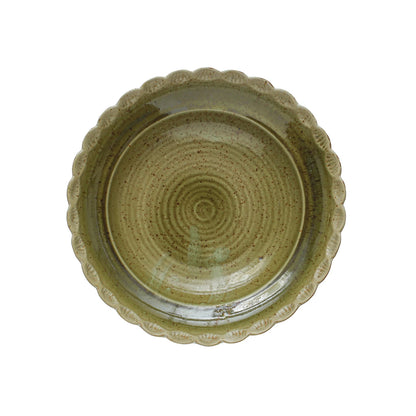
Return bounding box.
[67,68,346,346]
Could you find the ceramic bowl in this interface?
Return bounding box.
[67,68,345,345]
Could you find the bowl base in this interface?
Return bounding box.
[106,109,305,308]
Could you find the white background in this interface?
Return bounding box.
[1,1,415,415]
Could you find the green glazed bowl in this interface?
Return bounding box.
[67,68,345,345]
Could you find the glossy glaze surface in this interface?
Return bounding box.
[68,69,346,345]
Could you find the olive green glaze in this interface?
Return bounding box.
[67,68,346,345]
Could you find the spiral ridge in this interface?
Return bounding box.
[106,110,304,305]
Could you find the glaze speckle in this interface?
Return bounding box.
[106,110,304,306]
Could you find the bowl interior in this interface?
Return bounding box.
[77,81,334,327]
[106,110,304,317]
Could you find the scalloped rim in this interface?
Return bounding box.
[67,68,346,346]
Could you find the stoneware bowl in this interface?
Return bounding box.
[67,68,345,345]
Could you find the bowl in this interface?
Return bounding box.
[67,68,345,345]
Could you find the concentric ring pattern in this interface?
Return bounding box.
[106,111,304,306]
[67,68,346,345]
